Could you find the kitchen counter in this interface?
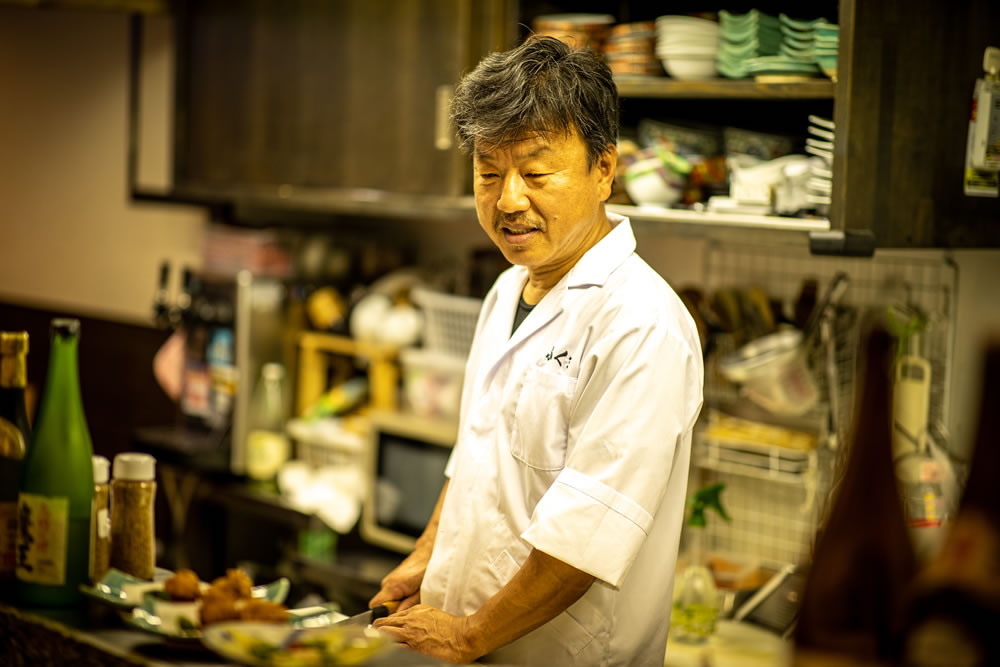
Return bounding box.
[0,601,227,667]
[664,620,791,667]
[0,601,443,666]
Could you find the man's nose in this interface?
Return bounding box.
[497,172,529,213]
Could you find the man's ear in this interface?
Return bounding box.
[596,144,618,202]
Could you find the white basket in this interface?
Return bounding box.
[411,287,483,358]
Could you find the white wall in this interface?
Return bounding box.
[0,7,206,326]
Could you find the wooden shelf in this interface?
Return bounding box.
[607,204,830,233]
[613,76,835,100]
[295,332,399,416]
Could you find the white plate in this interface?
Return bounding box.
[201,622,391,667]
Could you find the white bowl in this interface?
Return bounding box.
[624,158,684,207]
[661,55,717,80]
[657,44,719,57]
[656,15,719,31]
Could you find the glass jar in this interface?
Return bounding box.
[89,455,111,584]
[109,453,156,580]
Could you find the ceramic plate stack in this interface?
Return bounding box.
[746,13,825,81]
[806,115,834,214]
[532,13,615,53]
[655,15,720,80]
[716,9,780,79]
[605,21,662,76]
[814,22,839,80]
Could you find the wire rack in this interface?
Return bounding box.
[688,240,957,566]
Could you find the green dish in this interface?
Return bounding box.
[779,13,830,32]
[119,576,291,642]
[79,567,173,609]
[719,9,779,31]
[124,601,344,648]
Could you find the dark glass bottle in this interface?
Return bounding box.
[15,319,95,606]
[794,326,917,663]
[0,331,31,597]
[899,343,1000,666]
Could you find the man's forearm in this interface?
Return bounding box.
[466,548,596,657]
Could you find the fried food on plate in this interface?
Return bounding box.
[238,599,289,624]
[210,568,253,599]
[163,568,202,601]
[200,588,241,625]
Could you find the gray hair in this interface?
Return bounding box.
[451,36,619,169]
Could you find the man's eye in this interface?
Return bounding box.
[526,173,548,179]
[479,173,498,179]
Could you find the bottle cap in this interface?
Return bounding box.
[112,452,156,481]
[262,363,285,381]
[92,455,110,484]
[51,318,80,337]
[0,332,28,356]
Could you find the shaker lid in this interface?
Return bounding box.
[112,452,156,481]
[92,455,110,484]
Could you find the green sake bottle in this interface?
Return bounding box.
[15,319,95,606]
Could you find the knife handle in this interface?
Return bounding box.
[370,600,401,622]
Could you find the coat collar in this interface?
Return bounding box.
[477,213,635,385]
[564,212,636,289]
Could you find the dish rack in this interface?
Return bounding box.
[689,240,957,566]
[411,287,483,359]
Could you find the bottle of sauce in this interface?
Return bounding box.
[15,319,95,606]
[246,363,290,481]
[794,326,917,663]
[899,342,1000,665]
[0,331,30,599]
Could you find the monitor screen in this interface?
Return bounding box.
[374,431,451,538]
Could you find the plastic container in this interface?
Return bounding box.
[400,348,466,420]
[719,329,819,416]
[411,288,482,359]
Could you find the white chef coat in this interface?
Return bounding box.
[421,214,704,666]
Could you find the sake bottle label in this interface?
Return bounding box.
[16,493,68,585]
[0,501,16,574]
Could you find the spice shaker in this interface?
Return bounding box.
[89,455,111,584]
[109,453,156,580]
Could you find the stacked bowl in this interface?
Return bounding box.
[716,9,780,78]
[605,21,662,76]
[745,14,825,80]
[531,13,615,52]
[814,22,839,80]
[655,15,720,80]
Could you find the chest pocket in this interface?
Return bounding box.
[510,368,577,470]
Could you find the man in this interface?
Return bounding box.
[371,36,703,665]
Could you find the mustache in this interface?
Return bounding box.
[494,212,546,233]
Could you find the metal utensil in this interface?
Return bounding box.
[337,601,400,627]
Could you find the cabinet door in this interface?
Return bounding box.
[832,0,1000,248]
[173,0,507,198]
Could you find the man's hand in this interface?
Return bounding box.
[369,548,429,612]
[372,604,480,664]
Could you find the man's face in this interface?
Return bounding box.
[473,128,616,282]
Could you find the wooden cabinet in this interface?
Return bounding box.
[832,0,1000,248]
[136,0,1000,249]
[171,0,510,200]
